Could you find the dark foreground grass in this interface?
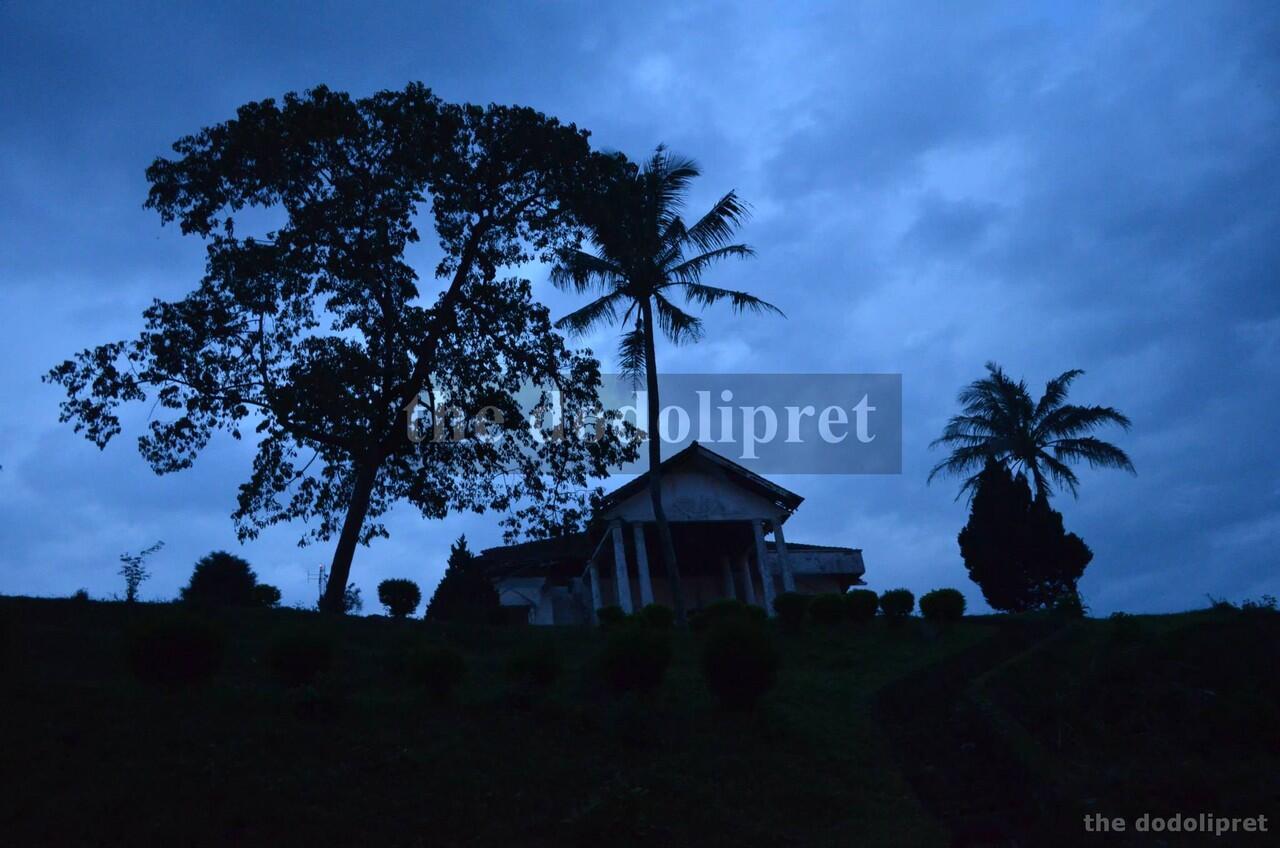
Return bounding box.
[973,609,1280,843]
[0,597,992,847]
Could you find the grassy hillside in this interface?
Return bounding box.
[0,596,990,848]
[970,608,1280,844]
[3,597,1275,847]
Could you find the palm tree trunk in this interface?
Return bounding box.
[641,299,685,625]
[319,461,378,614]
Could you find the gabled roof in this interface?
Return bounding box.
[476,533,593,579]
[599,441,804,515]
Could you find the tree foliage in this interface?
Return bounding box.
[118,540,164,603]
[44,84,636,612]
[958,459,1094,613]
[930,362,1134,500]
[424,536,499,623]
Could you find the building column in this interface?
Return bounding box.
[610,520,634,613]
[720,555,736,600]
[773,519,796,592]
[752,518,777,616]
[587,560,603,623]
[737,549,757,605]
[633,523,655,608]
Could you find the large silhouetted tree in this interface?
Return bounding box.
[929,362,1135,500]
[551,147,780,624]
[46,84,635,613]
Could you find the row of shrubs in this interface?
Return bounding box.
[598,588,967,634]
[124,600,782,712]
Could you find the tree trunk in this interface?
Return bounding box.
[641,300,685,625]
[319,461,379,614]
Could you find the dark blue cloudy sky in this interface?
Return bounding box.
[2,1,1277,613]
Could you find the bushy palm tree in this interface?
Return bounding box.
[552,147,781,624]
[929,362,1135,500]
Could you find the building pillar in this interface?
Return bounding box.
[610,520,634,613]
[737,549,757,605]
[587,560,603,623]
[633,523,655,608]
[774,519,796,592]
[752,519,776,616]
[720,555,736,600]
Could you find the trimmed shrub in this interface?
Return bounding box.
[773,592,811,633]
[406,645,467,698]
[595,604,628,629]
[127,614,225,688]
[636,603,675,630]
[599,626,671,696]
[690,599,748,633]
[251,584,282,608]
[809,593,847,627]
[505,642,562,689]
[846,589,879,622]
[268,631,334,687]
[180,551,258,606]
[879,588,915,622]
[378,578,422,618]
[919,588,966,622]
[702,618,779,711]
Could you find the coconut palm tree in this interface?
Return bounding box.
[929,362,1135,500]
[552,147,782,624]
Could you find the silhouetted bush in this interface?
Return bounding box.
[406,645,467,698]
[845,589,879,622]
[919,588,966,622]
[127,613,225,688]
[1241,594,1278,617]
[702,618,779,711]
[596,605,628,629]
[599,626,671,696]
[773,592,810,632]
[377,578,422,618]
[505,642,562,689]
[71,588,90,602]
[268,630,334,687]
[251,584,282,608]
[181,551,258,606]
[809,593,847,627]
[636,603,674,630]
[879,589,915,622]
[691,602,747,635]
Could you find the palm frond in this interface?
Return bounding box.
[653,292,704,345]
[1036,403,1132,440]
[927,443,994,489]
[549,249,624,295]
[645,146,700,230]
[1051,436,1136,474]
[668,245,757,282]
[683,190,751,252]
[1033,368,1084,422]
[617,316,648,384]
[679,281,783,317]
[1036,452,1081,499]
[554,290,628,336]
